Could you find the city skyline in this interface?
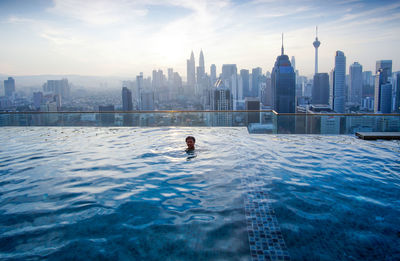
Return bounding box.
[0,0,399,78]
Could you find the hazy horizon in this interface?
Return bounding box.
[1,0,400,79]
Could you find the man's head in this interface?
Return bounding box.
[185,136,195,150]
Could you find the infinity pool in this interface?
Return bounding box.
[1,127,399,260]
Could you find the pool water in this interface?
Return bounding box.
[0,127,399,260]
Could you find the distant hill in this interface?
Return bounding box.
[0,74,136,90]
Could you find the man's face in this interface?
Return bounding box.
[186,139,195,149]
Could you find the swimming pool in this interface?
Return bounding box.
[1,127,399,260]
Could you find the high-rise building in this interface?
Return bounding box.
[395,73,400,112]
[122,87,133,111]
[196,50,205,87]
[43,79,70,99]
[380,83,392,113]
[240,69,250,98]
[33,92,43,110]
[251,67,262,98]
[167,68,174,83]
[210,64,217,85]
[136,73,144,110]
[141,92,155,111]
[221,64,238,106]
[245,98,260,124]
[4,77,15,97]
[374,60,392,113]
[271,36,296,113]
[332,51,346,113]
[376,60,392,83]
[221,64,237,83]
[152,69,165,91]
[291,56,296,70]
[349,62,363,105]
[186,51,196,87]
[198,50,205,82]
[313,26,321,74]
[303,81,313,98]
[213,79,232,126]
[262,77,272,107]
[362,71,374,97]
[312,73,329,105]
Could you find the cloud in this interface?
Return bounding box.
[1,0,400,76]
[335,1,400,23]
[255,6,313,18]
[6,16,37,24]
[40,28,83,45]
[48,0,149,25]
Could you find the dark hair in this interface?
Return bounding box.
[185,136,195,143]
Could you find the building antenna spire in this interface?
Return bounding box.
[316,26,318,39]
[281,33,284,55]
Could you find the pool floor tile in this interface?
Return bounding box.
[242,174,290,261]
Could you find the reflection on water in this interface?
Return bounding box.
[186,150,197,161]
[1,112,399,134]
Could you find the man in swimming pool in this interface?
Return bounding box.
[185,136,195,151]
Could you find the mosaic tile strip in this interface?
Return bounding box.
[242,174,290,261]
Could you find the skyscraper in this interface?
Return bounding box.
[199,50,205,78]
[349,62,363,105]
[374,60,392,112]
[312,73,329,105]
[4,77,15,97]
[122,87,133,111]
[313,26,321,75]
[33,92,43,110]
[213,79,232,126]
[221,64,237,83]
[291,56,296,70]
[362,71,374,97]
[245,98,260,124]
[141,92,155,111]
[251,67,262,98]
[376,60,392,83]
[380,83,392,113]
[167,68,174,83]
[221,64,238,108]
[186,51,196,87]
[43,79,70,99]
[333,51,346,113]
[196,50,205,85]
[395,73,400,112]
[136,73,144,110]
[271,36,296,113]
[240,69,250,98]
[210,64,216,85]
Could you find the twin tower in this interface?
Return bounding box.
[187,50,205,87]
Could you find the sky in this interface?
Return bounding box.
[0,0,399,79]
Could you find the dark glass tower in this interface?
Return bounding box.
[122,87,133,111]
[374,60,392,113]
[271,35,296,133]
[271,37,296,113]
[395,73,400,113]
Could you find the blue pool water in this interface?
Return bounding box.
[0,127,399,260]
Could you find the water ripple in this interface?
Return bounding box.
[0,128,399,260]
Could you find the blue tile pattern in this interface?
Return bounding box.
[243,175,290,261]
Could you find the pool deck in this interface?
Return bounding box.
[356,132,400,140]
